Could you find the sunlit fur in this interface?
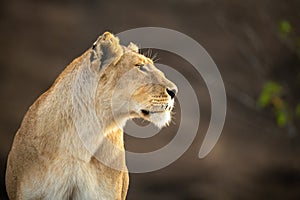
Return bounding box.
[6,32,177,200]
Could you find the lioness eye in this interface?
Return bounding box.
[135,64,147,72]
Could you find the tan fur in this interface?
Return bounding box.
[6,32,177,200]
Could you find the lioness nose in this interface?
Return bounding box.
[166,88,177,99]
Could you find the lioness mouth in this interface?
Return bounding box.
[141,109,150,115]
[141,109,165,116]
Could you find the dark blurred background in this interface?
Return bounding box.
[1,0,300,199]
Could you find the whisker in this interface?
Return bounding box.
[148,48,153,59]
[171,113,176,125]
[144,48,150,58]
[171,119,176,125]
[141,49,146,57]
[137,44,142,54]
[151,52,156,60]
[153,57,160,63]
[151,52,160,63]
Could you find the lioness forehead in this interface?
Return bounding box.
[123,50,154,65]
[124,42,154,64]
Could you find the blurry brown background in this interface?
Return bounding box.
[1,0,300,199]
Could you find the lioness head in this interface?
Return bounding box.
[90,32,177,129]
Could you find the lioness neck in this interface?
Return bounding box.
[38,51,126,163]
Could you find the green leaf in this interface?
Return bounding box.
[258,81,282,107]
[279,20,292,36]
[276,110,287,127]
[258,92,271,107]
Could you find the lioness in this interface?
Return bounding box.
[6,32,177,200]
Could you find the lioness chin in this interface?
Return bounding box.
[6,32,177,200]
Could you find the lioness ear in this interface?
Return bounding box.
[127,42,139,53]
[90,32,123,72]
